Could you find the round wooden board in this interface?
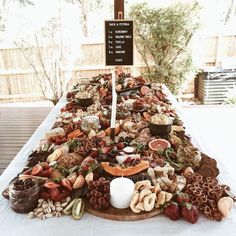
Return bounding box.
[85,201,161,221]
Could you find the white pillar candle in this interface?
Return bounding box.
[110,70,117,129]
[110,177,134,209]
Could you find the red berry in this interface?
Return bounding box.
[41,162,50,170]
[116,142,125,150]
[61,178,73,191]
[31,165,43,176]
[103,186,110,193]
[164,202,181,221]
[44,180,60,189]
[90,197,98,205]
[41,167,53,177]
[176,192,190,205]
[181,203,199,224]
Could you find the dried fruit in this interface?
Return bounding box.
[217,197,234,217]
[148,139,171,152]
[164,202,181,221]
[181,203,199,224]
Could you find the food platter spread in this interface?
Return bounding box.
[2,72,235,223]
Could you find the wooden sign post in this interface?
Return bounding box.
[106,0,133,140]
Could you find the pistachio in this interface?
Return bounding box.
[35,207,44,213]
[45,213,53,218]
[37,212,44,218]
[61,202,68,208]
[42,203,48,209]
[28,212,34,219]
[38,199,44,203]
[56,206,63,212]
[55,212,61,217]
[66,196,71,203]
[55,202,61,207]
[46,207,52,214]
[40,215,46,220]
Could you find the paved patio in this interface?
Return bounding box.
[0,107,52,175]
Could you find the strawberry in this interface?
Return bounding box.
[123,156,132,164]
[61,178,73,191]
[40,190,51,200]
[116,142,125,150]
[98,140,106,147]
[48,187,60,200]
[31,165,43,176]
[90,149,99,158]
[22,169,32,175]
[101,146,113,154]
[41,162,50,170]
[41,167,53,177]
[164,202,181,221]
[67,172,77,184]
[181,203,199,224]
[176,192,190,205]
[44,180,60,189]
[51,188,70,201]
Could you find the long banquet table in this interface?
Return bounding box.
[0,96,236,236]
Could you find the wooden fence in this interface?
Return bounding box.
[0,35,236,103]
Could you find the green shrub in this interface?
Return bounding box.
[129,2,200,94]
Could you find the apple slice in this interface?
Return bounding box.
[122,146,135,154]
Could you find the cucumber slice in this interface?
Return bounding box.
[63,198,77,215]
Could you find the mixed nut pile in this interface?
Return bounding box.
[2,72,235,223]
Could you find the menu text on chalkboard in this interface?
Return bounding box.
[105,20,133,66]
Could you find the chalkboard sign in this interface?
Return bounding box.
[105,20,133,66]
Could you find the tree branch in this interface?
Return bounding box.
[171,33,193,64]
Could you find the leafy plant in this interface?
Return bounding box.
[129,2,200,94]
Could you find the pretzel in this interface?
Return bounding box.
[212,210,223,222]
[183,172,227,221]
[206,177,218,186]
[208,199,217,209]
[204,206,214,221]
[191,186,203,197]
[191,196,202,208]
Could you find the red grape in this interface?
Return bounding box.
[95,191,102,198]
[104,186,110,193]
[90,197,98,205]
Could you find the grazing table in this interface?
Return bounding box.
[0,96,236,236]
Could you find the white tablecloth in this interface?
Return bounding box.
[0,98,236,236]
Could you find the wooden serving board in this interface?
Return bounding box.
[85,201,161,221]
